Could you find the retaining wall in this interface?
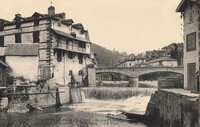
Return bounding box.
[145,89,199,127]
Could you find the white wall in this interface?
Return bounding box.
[53,51,88,85]
[183,4,199,89]
[6,56,38,81]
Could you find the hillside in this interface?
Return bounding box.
[162,42,183,66]
[91,43,128,67]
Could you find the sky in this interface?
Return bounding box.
[0,0,183,54]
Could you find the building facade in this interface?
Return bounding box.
[0,6,94,86]
[141,57,178,67]
[176,0,200,91]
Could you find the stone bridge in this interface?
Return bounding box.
[96,66,184,87]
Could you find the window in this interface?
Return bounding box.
[68,51,73,59]
[66,40,69,49]
[80,29,84,34]
[69,70,73,76]
[16,23,20,29]
[34,19,39,26]
[0,24,3,31]
[79,42,86,48]
[188,8,194,23]
[78,70,83,76]
[57,21,61,27]
[78,53,83,64]
[15,33,21,43]
[186,32,196,52]
[0,36,4,47]
[57,50,62,62]
[33,31,40,43]
[57,36,61,43]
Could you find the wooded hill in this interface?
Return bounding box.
[91,43,128,67]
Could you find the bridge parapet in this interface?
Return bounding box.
[96,66,184,77]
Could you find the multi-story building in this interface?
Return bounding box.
[0,6,95,86]
[176,0,200,91]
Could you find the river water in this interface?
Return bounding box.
[0,88,157,127]
[0,96,159,127]
[0,107,151,127]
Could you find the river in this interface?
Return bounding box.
[0,88,157,127]
[0,107,153,127]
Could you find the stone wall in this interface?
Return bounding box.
[145,89,199,127]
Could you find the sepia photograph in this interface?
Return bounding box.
[0,0,199,127]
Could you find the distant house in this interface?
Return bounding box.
[145,50,169,61]
[115,54,146,67]
[141,57,178,67]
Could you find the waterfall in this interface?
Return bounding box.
[81,87,156,100]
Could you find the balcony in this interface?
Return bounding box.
[54,42,89,54]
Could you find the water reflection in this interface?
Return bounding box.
[0,108,148,127]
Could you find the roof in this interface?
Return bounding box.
[61,19,74,26]
[176,0,196,12]
[145,57,177,64]
[0,60,9,68]
[5,44,39,56]
[52,28,91,43]
[72,23,84,29]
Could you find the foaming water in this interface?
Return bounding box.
[69,95,150,115]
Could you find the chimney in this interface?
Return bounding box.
[48,6,55,15]
[15,14,21,18]
[60,13,66,19]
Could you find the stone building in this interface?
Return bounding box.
[176,0,200,91]
[0,6,95,86]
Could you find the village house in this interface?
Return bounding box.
[141,57,178,67]
[176,0,200,91]
[115,54,146,67]
[0,6,95,87]
[145,50,169,61]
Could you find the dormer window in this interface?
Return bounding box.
[80,29,84,35]
[70,32,76,38]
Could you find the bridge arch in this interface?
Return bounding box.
[96,72,130,81]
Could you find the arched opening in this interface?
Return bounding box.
[96,72,130,87]
[138,71,183,88]
[96,72,129,81]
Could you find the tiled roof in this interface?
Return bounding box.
[5,44,39,56]
[52,28,91,43]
